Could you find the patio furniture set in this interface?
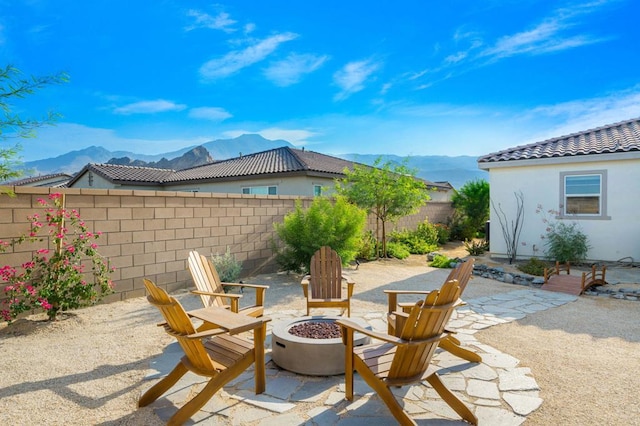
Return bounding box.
[140,247,480,425]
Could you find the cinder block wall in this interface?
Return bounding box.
[0,187,452,305]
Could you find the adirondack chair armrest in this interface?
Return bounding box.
[191,290,242,300]
[342,274,355,284]
[346,280,355,298]
[222,282,269,290]
[384,289,434,313]
[301,276,310,297]
[336,319,405,345]
[187,327,229,340]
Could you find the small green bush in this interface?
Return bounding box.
[434,223,451,244]
[430,254,453,268]
[544,221,590,264]
[517,258,550,276]
[211,247,243,282]
[386,241,411,259]
[357,230,378,260]
[273,196,367,273]
[464,239,489,255]
[388,229,438,255]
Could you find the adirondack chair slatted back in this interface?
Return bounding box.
[389,280,461,381]
[309,246,343,299]
[444,258,475,293]
[188,250,225,309]
[143,279,217,374]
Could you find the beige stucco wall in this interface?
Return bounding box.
[0,187,453,307]
[485,154,640,262]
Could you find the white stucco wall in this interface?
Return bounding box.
[485,154,640,263]
[165,175,336,196]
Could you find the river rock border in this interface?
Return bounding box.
[468,262,640,301]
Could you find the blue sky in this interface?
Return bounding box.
[3,0,640,162]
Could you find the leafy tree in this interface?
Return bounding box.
[273,196,367,273]
[1,65,68,193]
[335,157,430,258]
[451,179,490,238]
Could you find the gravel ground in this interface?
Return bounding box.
[1,248,638,425]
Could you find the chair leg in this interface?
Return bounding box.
[426,372,478,425]
[439,336,482,363]
[355,360,415,426]
[168,372,229,426]
[138,361,188,407]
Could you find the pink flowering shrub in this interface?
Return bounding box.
[0,193,114,322]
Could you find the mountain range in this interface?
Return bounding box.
[21,134,486,189]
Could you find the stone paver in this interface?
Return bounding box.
[142,288,577,424]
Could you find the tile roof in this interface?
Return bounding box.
[76,163,175,185]
[478,117,640,164]
[167,147,351,183]
[3,173,72,187]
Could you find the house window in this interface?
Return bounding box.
[313,185,322,196]
[242,186,277,195]
[560,171,607,218]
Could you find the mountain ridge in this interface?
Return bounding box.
[21,134,486,189]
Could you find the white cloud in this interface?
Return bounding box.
[185,10,236,32]
[199,32,298,80]
[113,99,187,115]
[264,53,329,86]
[222,127,317,146]
[333,59,381,101]
[188,107,232,122]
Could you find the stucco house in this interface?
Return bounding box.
[68,146,454,200]
[478,117,640,263]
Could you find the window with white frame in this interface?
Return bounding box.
[560,171,606,217]
[242,185,277,195]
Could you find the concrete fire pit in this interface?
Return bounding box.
[271,316,371,376]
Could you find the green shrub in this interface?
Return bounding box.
[388,220,440,255]
[434,223,451,244]
[386,241,411,259]
[211,247,243,282]
[446,210,477,241]
[464,239,489,255]
[543,221,590,264]
[357,230,378,261]
[273,196,367,273]
[430,254,453,268]
[517,258,550,276]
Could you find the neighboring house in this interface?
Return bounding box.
[478,117,640,263]
[2,173,72,188]
[68,146,454,199]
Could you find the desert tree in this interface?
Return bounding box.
[1,65,68,192]
[451,178,490,237]
[335,157,430,258]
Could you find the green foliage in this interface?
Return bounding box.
[1,65,69,193]
[211,247,243,282]
[0,193,114,322]
[451,179,490,235]
[273,196,367,273]
[543,221,590,264]
[356,230,378,261]
[446,210,477,241]
[430,254,453,268]
[335,157,430,258]
[386,241,411,259]
[388,221,440,255]
[463,239,489,255]
[434,223,451,244]
[517,258,550,276]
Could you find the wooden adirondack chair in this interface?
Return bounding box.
[337,280,478,426]
[139,279,269,426]
[301,246,355,317]
[188,250,268,317]
[385,258,481,363]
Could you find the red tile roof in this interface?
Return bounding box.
[478,117,640,164]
